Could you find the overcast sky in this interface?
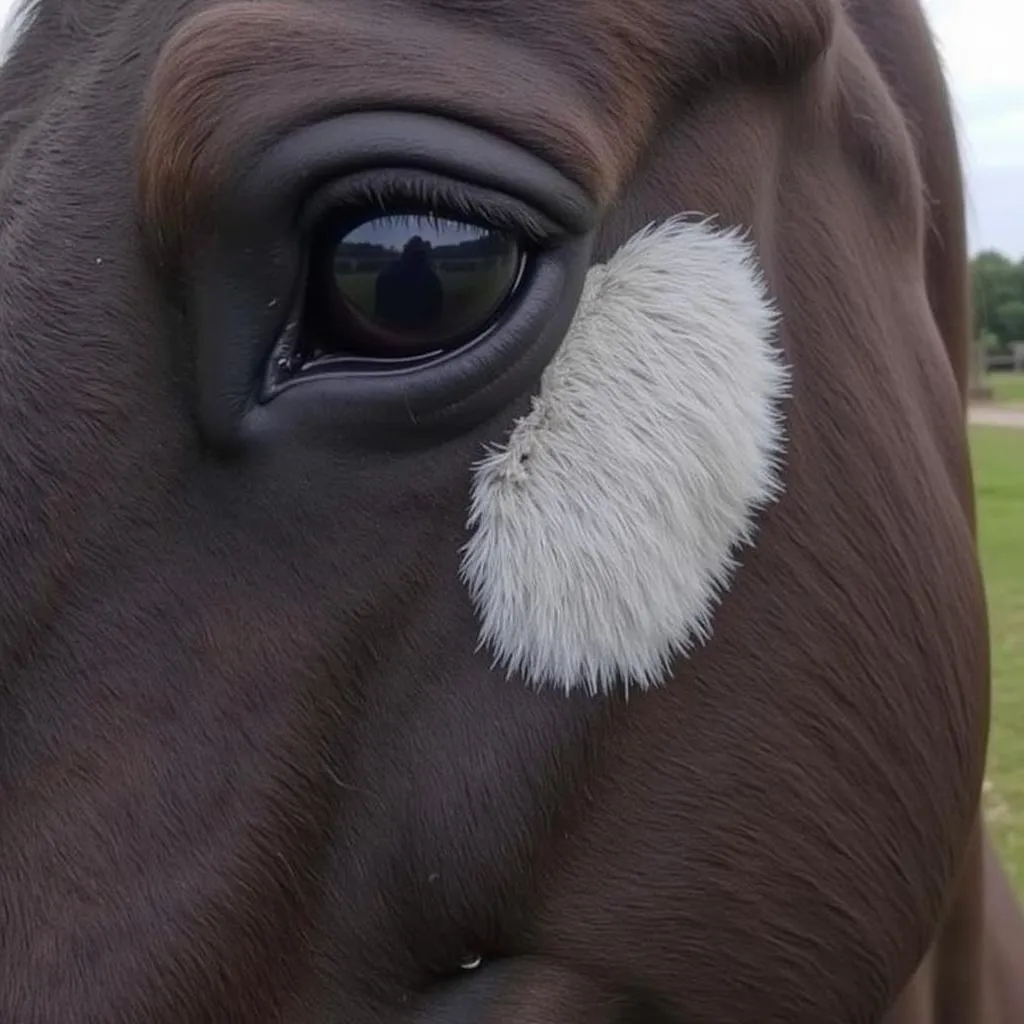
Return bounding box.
[0,0,1020,257]
[923,0,1024,257]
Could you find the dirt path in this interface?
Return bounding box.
[968,406,1024,430]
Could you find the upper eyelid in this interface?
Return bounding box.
[298,169,562,245]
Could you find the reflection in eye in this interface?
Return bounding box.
[308,213,523,361]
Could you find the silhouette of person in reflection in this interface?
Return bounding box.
[373,236,444,331]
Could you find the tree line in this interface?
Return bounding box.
[972,250,1024,352]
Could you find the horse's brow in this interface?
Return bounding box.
[135,1,628,257]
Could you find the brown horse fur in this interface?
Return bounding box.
[0,0,1021,1021]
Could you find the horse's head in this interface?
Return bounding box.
[0,1,991,1021]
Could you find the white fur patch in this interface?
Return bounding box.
[459,215,790,695]
[0,0,34,64]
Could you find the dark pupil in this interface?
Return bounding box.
[320,214,522,360]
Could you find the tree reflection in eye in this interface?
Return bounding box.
[321,213,523,359]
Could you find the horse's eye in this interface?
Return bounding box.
[300,213,524,368]
[194,112,597,447]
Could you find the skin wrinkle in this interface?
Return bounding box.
[0,0,1021,1022]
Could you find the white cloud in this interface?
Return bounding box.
[0,0,1019,254]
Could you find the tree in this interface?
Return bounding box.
[998,300,1024,344]
[971,250,1024,348]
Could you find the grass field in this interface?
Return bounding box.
[987,371,1024,407]
[971,423,1024,894]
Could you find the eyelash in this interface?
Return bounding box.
[302,170,555,246]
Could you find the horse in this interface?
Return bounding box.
[1,0,1022,1020]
